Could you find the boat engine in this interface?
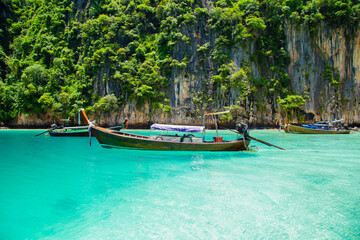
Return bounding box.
[236,122,249,139]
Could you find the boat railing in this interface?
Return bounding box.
[111,131,150,139]
[63,126,89,130]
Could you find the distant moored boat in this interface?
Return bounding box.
[282,119,350,134]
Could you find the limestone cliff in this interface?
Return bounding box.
[10,19,360,128]
[106,22,360,127]
[286,22,360,124]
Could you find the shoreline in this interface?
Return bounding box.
[0,127,282,131]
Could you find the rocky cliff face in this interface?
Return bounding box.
[286,22,360,124]
[119,21,359,127]
[78,21,360,128]
[11,20,360,128]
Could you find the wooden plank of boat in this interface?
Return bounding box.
[91,126,250,151]
[283,124,350,134]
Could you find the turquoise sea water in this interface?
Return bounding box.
[0,129,359,239]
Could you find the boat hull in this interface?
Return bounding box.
[91,126,250,151]
[49,130,89,137]
[283,125,350,134]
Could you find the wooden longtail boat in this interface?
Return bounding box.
[79,109,251,151]
[49,125,126,137]
[282,119,350,134]
[47,112,128,137]
[49,126,89,137]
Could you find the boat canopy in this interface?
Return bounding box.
[151,124,204,133]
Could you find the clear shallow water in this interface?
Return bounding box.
[0,129,359,239]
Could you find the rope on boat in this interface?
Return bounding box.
[88,125,92,146]
[88,121,95,147]
[242,135,248,150]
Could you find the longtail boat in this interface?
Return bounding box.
[79,108,251,151]
[49,126,89,137]
[48,125,126,137]
[36,113,128,137]
[282,119,350,134]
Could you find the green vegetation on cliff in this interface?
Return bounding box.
[0,0,359,124]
